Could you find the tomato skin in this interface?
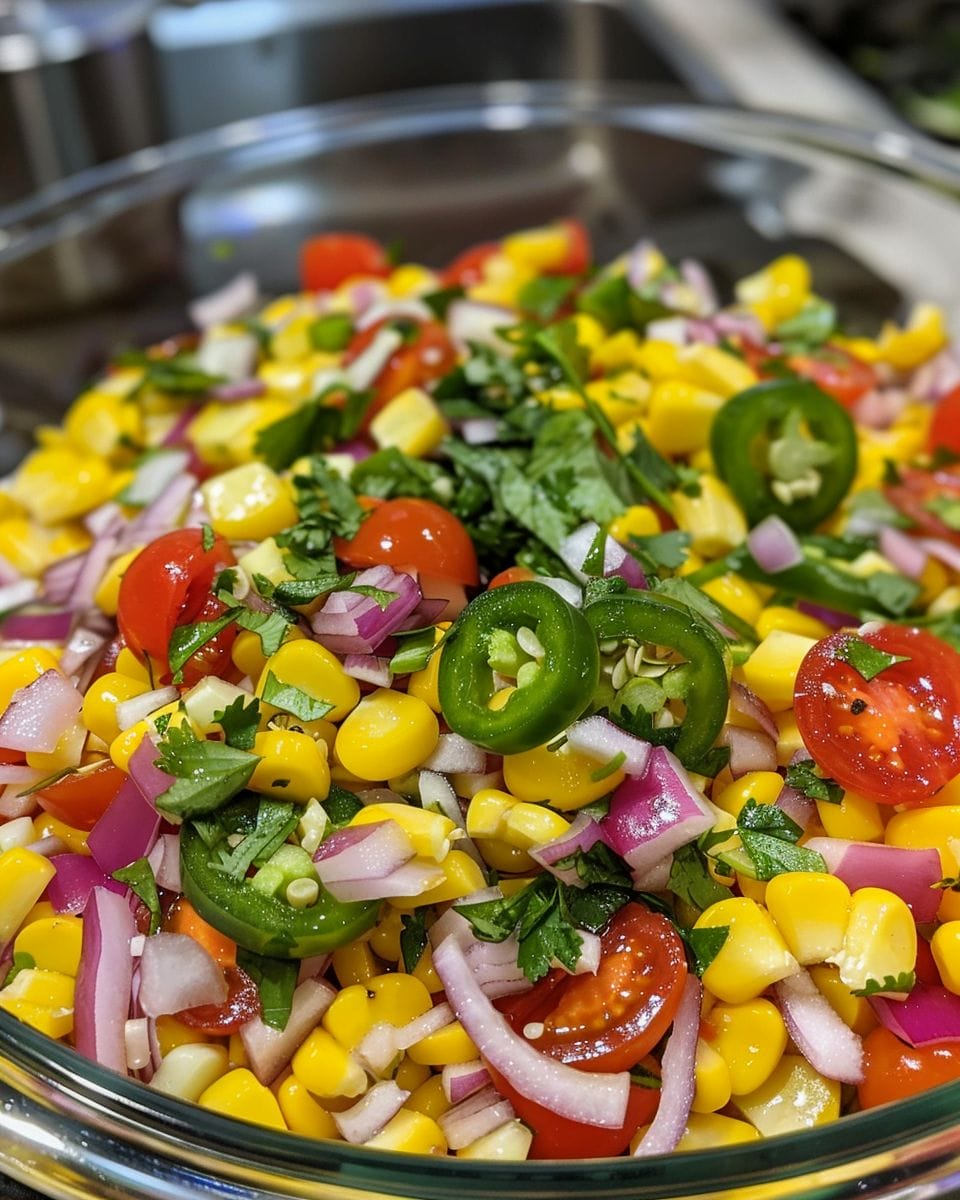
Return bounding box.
[299,233,390,292]
[859,1026,960,1109]
[176,966,261,1035]
[552,219,591,276]
[117,528,236,683]
[885,466,960,545]
[442,241,500,288]
[487,566,535,589]
[794,625,960,804]
[786,345,877,408]
[929,385,960,457]
[35,760,127,831]
[487,1065,659,1159]
[335,497,479,586]
[496,904,688,1072]
[344,318,457,424]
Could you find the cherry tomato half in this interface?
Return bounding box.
[343,318,457,424]
[176,966,261,1035]
[551,218,592,276]
[487,565,535,589]
[442,240,500,288]
[496,903,688,1072]
[335,497,479,586]
[794,625,960,804]
[35,760,127,831]
[299,233,390,292]
[786,345,877,409]
[859,1026,960,1109]
[929,384,960,458]
[117,528,236,684]
[885,465,960,545]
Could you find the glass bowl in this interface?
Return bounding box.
[2,81,960,1200]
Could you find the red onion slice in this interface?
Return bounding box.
[334,1080,411,1144]
[871,981,960,1047]
[560,522,646,588]
[438,1083,516,1150]
[0,608,73,643]
[566,715,651,778]
[775,969,864,1084]
[321,859,445,903]
[74,886,137,1073]
[395,1001,456,1052]
[47,854,127,915]
[87,775,162,876]
[804,837,941,923]
[720,725,778,778]
[747,515,803,573]
[239,977,337,1085]
[919,537,960,574]
[432,933,629,1129]
[313,821,414,884]
[342,654,393,688]
[59,625,108,677]
[422,734,487,776]
[729,681,780,743]
[531,812,608,886]
[115,686,180,732]
[128,737,176,807]
[189,271,258,330]
[0,669,82,753]
[138,932,228,1017]
[633,974,700,1156]
[311,566,421,656]
[443,1059,491,1104]
[879,526,928,579]
[356,297,432,332]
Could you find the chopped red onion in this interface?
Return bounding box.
[632,855,674,892]
[59,625,108,677]
[128,738,176,809]
[42,554,85,606]
[531,812,608,886]
[335,1080,411,1144]
[432,933,629,1129]
[804,837,942,923]
[395,1001,456,1052]
[297,954,331,984]
[355,1020,402,1076]
[312,566,421,656]
[87,775,161,876]
[345,279,388,313]
[560,521,646,588]
[0,551,21,586]
[342,654,394,688]
[0,764,44,787]
[601,746,714,877]
[118,474,197,553]
[121,450,192,510]
[626,240,657,291]
[0,579,39,613]
[138,932,228,1017]
[336,437,374,462]
[146,833,181,893]
[680,259,718,316]
[313,820,414,884]
[160,406,201,448]
[0,784,37,819]
[729,681,780,742]
[47,854,126,915]
[775,969,864,1084]
[239,977,337,1085]
[69,533,121,611]
[0,608,73,643]
[871,981,960,1047]
[321,859,445,903]
[74,886,137,1073]
[115,686,180,732]
[439,1083,516,1150]
[210,379,267,402]
[443,1059,491,1104]
[919,537,960,574]
[189,271,258,330]
[797,601,854,630]
[775,785,816,831]
[566,715,651,778]
[422,734,487,776]
[879,526,928,579]
[720,725,778,777]
[853,387,909,431]
[25,834,65,857]
[747,515,803,574]
[447,300,514,353]
[0,669,81,753]
[911,347,960,401]
[633,974,700,1156]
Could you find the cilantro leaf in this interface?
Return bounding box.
[112,857,161,935]
[773,298,836,351]
[168,609,238,681]
[557,842,633,889]
[201,523,216,552]
[533,320,590,390]
[254,390,373,471]
[517,275,577,321]
[720,799,828,881]
[260,671,334,722]
[324,784,364,829]
[234,608,293,658]
[214,696,261,751]
[926,495,960,532]
[235,948,298,1031]
[686,926,729,976]
[154,725,260,820]
[576,273,672,333]
[129,356,224,399]
[400,910,429,974]
[668,843,732,911]
[308,313,353,352]
[3,951,36,987]
[784,759,844,805]
[628,531,690,575]
[851,971,916,998]
[837,636,910,682]
[389,626,442,675]
[208,800,298,881]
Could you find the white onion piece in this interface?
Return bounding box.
[646,317,689,345]
[70,533,122,611]
[335,1080,411,1144]
[74,887,136,1074]
[447,300,514,353]
[911,347,960,401]
[240,978,337,1085]
[720,725,778,777]
[439,1083,516,1150]
[432,934,629,1128]
[342,654,393,687]
[566,715,651,778]
[879,526,928,579]
[115,686,180,733]
[125,1017,152,1072]
[530,812,607,886]
[121,450,192,510]
[395,1001,456,1052]
[775,786,816,831]
[146,833,181,893]
[627,240,657,291]
[118,474,197,553]
[0,669,81,753]
[355,297,431,332]
[747,515,803,574]
[680,259,718,316]
[189,271,258,330]
[566,930,601,975]
[313,821,414,884]
[355,1020,399,1075]
[59,625,107,678]
[450,769,504,800]
[422,734,487,776]
[346,327,404,391]
[137,933,228,1017]
[632,854,674,892]
[0,579,39,613]
[559,521,645,587]
[633,975,701,1156]
[0,784,37,819]
[804,837,941,923]
[775,970,864,1084]
[534,575,583,607]
[0,764,44,787]
[442,1059,490,1104]
[461,418,500,445]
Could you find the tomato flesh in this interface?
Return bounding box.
[344,318,457,424]
[35,760,127,831]
[885,465,960,546]
[794,625,960,804]
[300,233,390,292]
[335,497,479,586]
[928,384,960,458]
[487,565,535,589]
[176,966,261,1034]
[786,345,877,408]
[442,241,500,288]
[859,1026,960,1109]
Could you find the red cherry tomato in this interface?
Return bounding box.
[794,625,960,804]
[117,528,236,684]
[487,566,535,589]
[299,233,390,292]
[176,967,262,1035]
[929,384,960,458]
[486,1067,659,1159]
[551,219,591,276]
[335,497,479,586]
[344,318,457,424]
[35,760,127,831]
[786,345,877,408]
[859,1026,960,1109]
[441,240,500,288]
[496,903,688,1072]
[885,465,960,545]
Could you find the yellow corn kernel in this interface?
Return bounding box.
[394,1056,432,1093]
[370,387,449,458]
[201,461,297,541]
[406,623,449,714]
[407,1020,478,1066]
[646,380,724,457]
[64,388,142,458]
[816,790,883,842]
[324,974,433,1051]
[292,1028,368,1100]
[256,639,359,725]
[571,312,605,353]
[188,399,276,467]
[0,517,55,576]
[407,1075,450,1120]
[270,313,316,362]
[368,905,404,963]
[672,1113,760,1152]
[756,606,831,641]
[477,840,536,874]
[198,1068,287,1130]
[335,689,439,781]
[247,728,330,805]
[633,337,681,381]
[154,1015,211,1056]
[706,999,787,1095]
[692,1039,732,1114]
[740,630,818,714]
[765,872,851,965]
[114,647,151,684]
[0,647,62,713]
[150,1044,229,1102]
[365,1108,447,1155]
[10,446,113,525]
[457,1119,533,1160]
[931,922,960,995]
[609,505,661,545]
[702,574,763,628]
[713,771,783,819]
[33,815,88,856]
[502,221,572,271]
[332,941,379,988]
[275,1074,339,1139]
[390,851,486,911]
[828,887,916,996]
[502,741,624,811]
[886,807,960,922]
[735,1054,840,1135]
[387,263,438,296]
[110,701,193,772]
[93,547,142,617]
[232,627,305,682]
[676,344,758,398]
[82,671,152,745]
[672,476,748,558]
[466,789,514,839]
[350,804,455,862]
[589,329,643,375]
[0,848,57,945]
[735,256,812,328]
[584,372,650,427]
[502,803,571,851]
[877,303,948,370]
[695,897,798,1005]
[48,522,92,562]
[774,710,806,766]
[0,995,73,1038]
[411,944,443,993]
[0,967,74,1010]
[807,964,877,1035]
[228,1032,248,1068]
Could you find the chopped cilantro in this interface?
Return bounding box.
[260,671,334,722]
[254,388,373,471]
[112,857,162,935]
[201,523,215,552]
[686,926,729,976]
[2,951,36,987]
[581,525,608,576]
[208,800,298,881]
[517,275,578,321]
[773,298,836,350]
[128,356,224,399]
[851,971,916,998]
[236,948,298,1031]
[400,910,430,974]
[784,759,844,805]
[589,751,627,783]
[837,636,910,682]
[668,843,732,912]
[213,696,261,751]
[324,784,364,829]
[716,799,827,882]
[582,576,625,606]
[627,530,690,575]
[422,285,465,320]
[925,494,960,532]
[154,724,260,820]
[168,609,238,681]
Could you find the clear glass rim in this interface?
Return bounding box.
[3,79,960,1192]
